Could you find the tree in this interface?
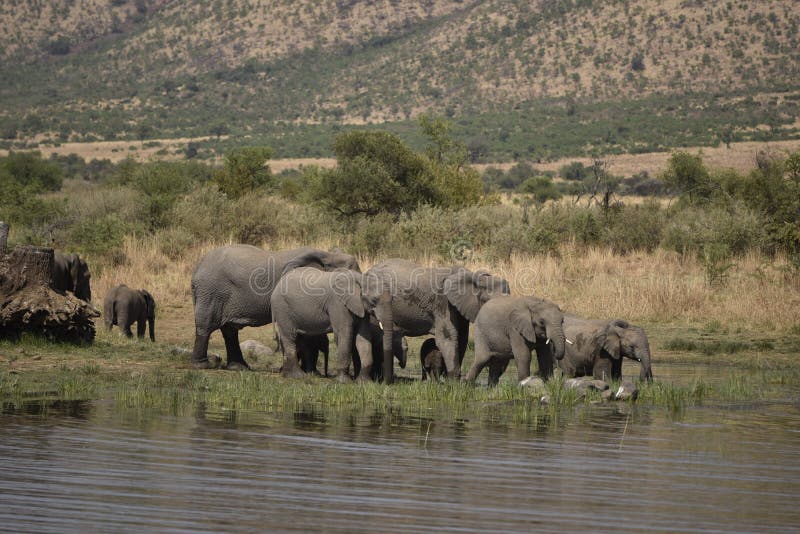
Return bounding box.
[214,147,273,200]
[210,123,230,140]
[312,131,435,217]
[517,176,562,203]
[661,152,714,203]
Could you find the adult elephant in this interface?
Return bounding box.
[190,245,361,370]
[53,250,92,302]
[557,316,653,382]
[271,267,389,382]
[103,284,156,341]
[365,259,510,381]
[464,295,566,385]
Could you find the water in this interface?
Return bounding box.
[2,384,799,534]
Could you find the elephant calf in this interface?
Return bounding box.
[558,315,653,382]
[465,295,566,386]
[103,285,156,341]
[420,338,445,381]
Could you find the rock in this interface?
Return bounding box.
[565,377,609,392]
[240,339,274,359]
[615,380,639,401]
[171,346,221,360]
[520,376,546,393]
[601,389,616,402]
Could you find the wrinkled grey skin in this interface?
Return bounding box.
[103,284,155,341]
[557,315,653,382]
[420,337,445,382]
[271,268,383,382]
[352,317,408,381]
[365,259,510,380]
[190,245,360,370]
[53,250,92,302]
[465,295,566,385]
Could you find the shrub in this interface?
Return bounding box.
[603,202,666,254]
[559,161,590,181]
[69,214,132,257]
[214,146,273,199]
[1,151,63,191]
[662,201,766,256]
[517,176,562,203]
[170,184,234,240]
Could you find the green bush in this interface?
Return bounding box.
[603,202,666,254]
[662,201,766,256]
[214,146,273,199]
[1,151,63,192]
[69,214,132,257]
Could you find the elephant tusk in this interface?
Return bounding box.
[545,338,550,344]
[566,339,574,345]
[378,321,383,330]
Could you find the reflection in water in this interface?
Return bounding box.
[1,396,799,532]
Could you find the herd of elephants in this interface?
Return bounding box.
[54,244,654,385]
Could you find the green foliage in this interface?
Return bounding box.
[1,151,63,192]
[69,214,132,256]
[662,201,766,257]
[559,161,590,181]
[603,201,666,254]
[517,176,562,203]
[313,130,436,217]
[214,146,273,199]
[661,152,714,203]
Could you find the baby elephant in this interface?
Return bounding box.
[420,338,445,381]
[103,285,156,341]
[558,315,653,382]
[465,295,566,385]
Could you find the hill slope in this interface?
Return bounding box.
[1,0,799,158]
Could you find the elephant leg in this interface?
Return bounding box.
[353,322,373,382]
[455,315,470,369]
[611,357,623,381]
[434,318,461,380]
[136,318,146,339]
[464,335,490,384]
[332,325,355,383]
[534,340,554,380]
[487,358,510,386]
[191,332,222,369]
[510,332,533,382]
[279,335,305,379]
[220,324,250,371]
[119,313,133,338]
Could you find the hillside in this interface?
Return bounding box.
[1,0,799,159]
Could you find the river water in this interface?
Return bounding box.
[1,365,799,533]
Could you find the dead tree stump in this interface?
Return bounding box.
[1,239,98,344]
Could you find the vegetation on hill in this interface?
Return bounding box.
[1,1,799,160]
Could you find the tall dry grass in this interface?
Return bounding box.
[92,237,800,332]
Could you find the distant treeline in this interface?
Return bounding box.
[2,120,798,280]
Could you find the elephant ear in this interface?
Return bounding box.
[602,323,622,359]
[281,250,326,277]
[140,290,156,319]
[332,271,366,318]
[510,306,537,342]
[443,270,482,322]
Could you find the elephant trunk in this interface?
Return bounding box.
[546,323,566,361]
[379,290,394,384]
[637,344,653,381]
